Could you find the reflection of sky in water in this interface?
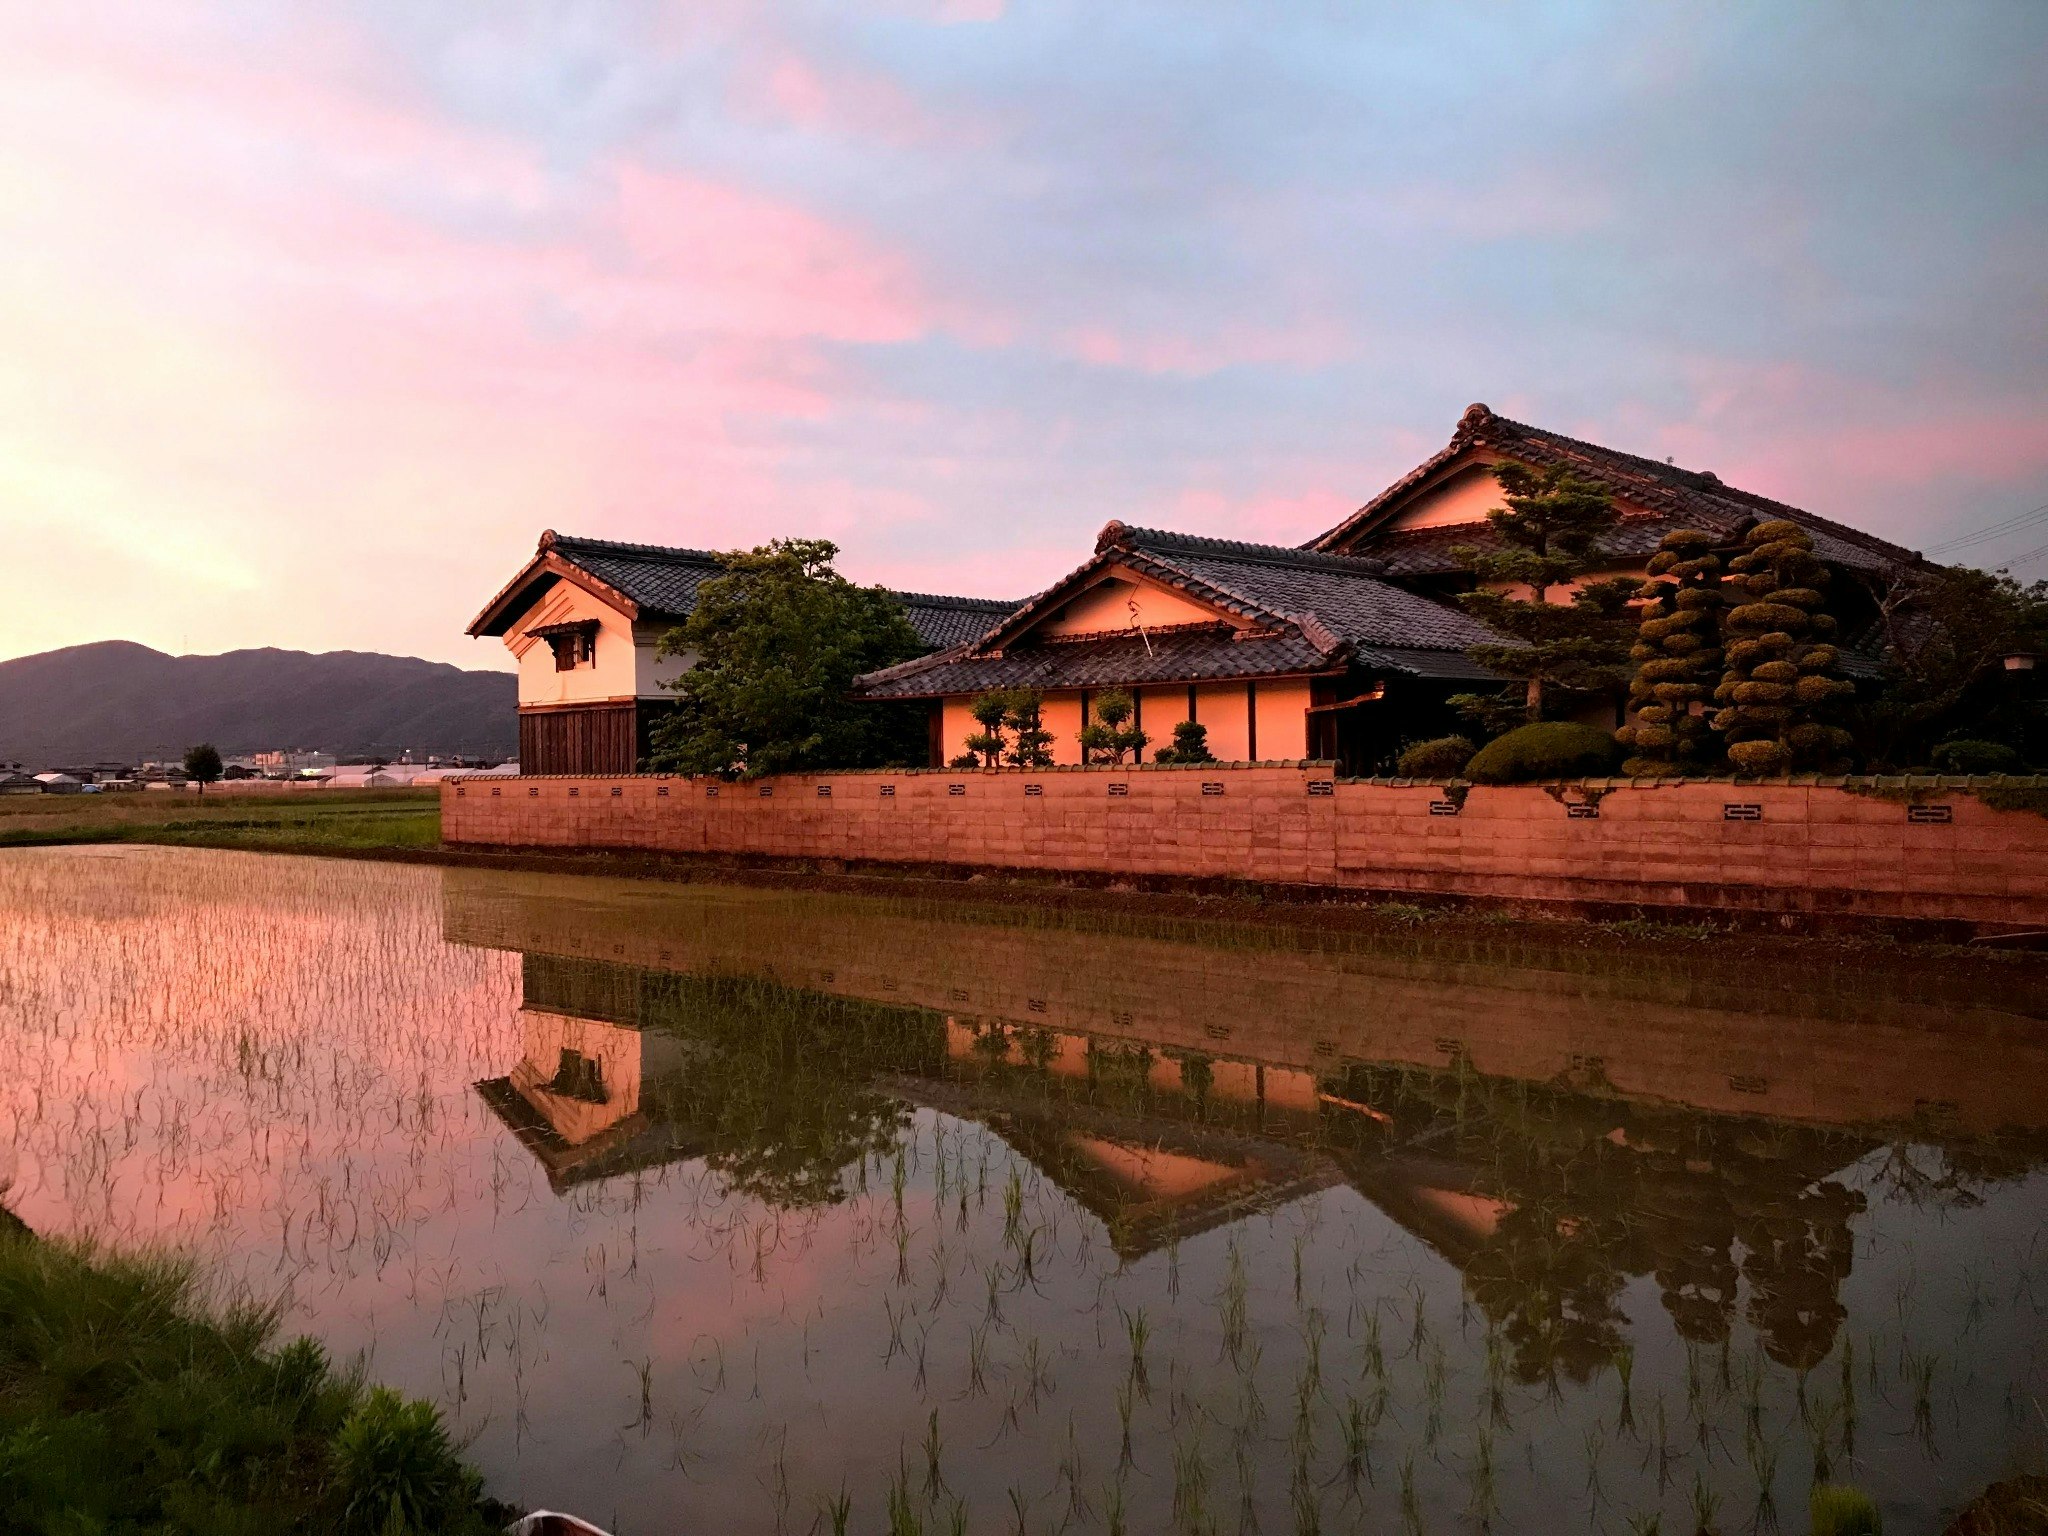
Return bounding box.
[1,845,2044,1534]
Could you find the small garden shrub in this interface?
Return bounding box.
[1463,722,1623,785]
[1152,720,1215,765]
[1395,736,1475,778]
[334,1387,487,1535]
[1930,739,2024,775]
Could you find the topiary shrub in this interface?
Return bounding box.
[1711,521,1855,774]
[1930,739,2024,776]
[1464,721,1623,784]
[1614,529,1725,775]
[1396,736,1476,778]
[1152,719,1215,765]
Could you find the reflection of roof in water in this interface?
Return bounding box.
[474,1076,699,1194]
[894,1072,1343,1260]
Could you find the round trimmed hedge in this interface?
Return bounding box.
[1394,736,1476,778]
[1930,739,2024,775]
[1464,721,1623,785]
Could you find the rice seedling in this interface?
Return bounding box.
[1690,1467,1719,1536]
[1123,1304,1152,1392]
[1745,1421,1780,1530]
[4,848,2042,1536]
[1171,1430,1209,1532]
[821,1484,853,1535]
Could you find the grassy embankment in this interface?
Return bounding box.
[0,1224,505,1533]
[0,788,439,853]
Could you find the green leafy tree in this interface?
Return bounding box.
[1711,521,1855,774]
[1853,563,2048,768]
[182,742,224,795]
[1151,719,1214,764]
[1613,530,1725,775]
[648,539,927,777]
[1449,463,1638,728]
[1078,688,1148,764]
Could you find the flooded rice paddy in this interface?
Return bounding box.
[2,844,2045,1534]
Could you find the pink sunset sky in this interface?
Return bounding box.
[5,2,2046,670]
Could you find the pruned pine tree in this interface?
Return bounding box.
[1151,719,1214,764]
[1614,530,1724,776]
[1000,689,1055,768]
[1078,688,1148,765]
[1711,521,1856,774]
[964,691,1010,767]
[1451,462,1639,728]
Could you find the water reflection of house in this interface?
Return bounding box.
[448,890,2047,1364]
[1328,1060,1874,1374]
[440,868,2048,1141]
[475,956,702,1192]
[896,1019,1344,1260]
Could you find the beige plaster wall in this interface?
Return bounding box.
[508,584,690,707]
[1379,461,1508,532]
[1194,681,1253,761]
[1255,679,1311,760]
[1041,573,1223,635]
[509,583,643,707]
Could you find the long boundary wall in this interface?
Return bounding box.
[442,764,2048,928]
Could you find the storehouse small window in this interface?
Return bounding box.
[546,627,596,671]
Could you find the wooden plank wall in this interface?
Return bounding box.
[518,705,637,775]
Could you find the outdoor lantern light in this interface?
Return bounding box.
[2005,652,2039,672]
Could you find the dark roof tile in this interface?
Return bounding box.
[537,535,1016,652]
[1311,404,1924,573]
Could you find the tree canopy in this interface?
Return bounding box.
[1855,563,2048,768]
[182,743,224,792]
[646,539,929,778]
[1451,462,1638,728]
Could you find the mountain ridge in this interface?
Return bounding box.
[0,642,517,763]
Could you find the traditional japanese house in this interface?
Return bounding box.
[1311,402,1923,602]
[857,403,1928,772]
[466,531,1015,774]
[855,520,1511,772]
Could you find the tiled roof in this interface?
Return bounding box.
[475,533,1018,653]
[892,592,1024,651]
[855,522,1512,699]
[1119,528,1505,651]
[856,628,1334,699]
[1311,404,1925,574]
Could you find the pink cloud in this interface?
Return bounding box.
[0,9,986,666]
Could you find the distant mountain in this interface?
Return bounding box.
[0,642,517,764]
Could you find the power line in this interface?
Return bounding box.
[1928,500,2048,555]
[1996,536,2048,571]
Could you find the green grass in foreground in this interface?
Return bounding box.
[0,789,440,852]
[0,1226,504,1534]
